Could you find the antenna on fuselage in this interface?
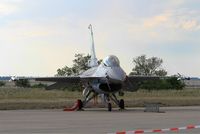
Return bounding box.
[88,24,98,67]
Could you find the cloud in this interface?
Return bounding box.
[0,20,47,43]
[143,9,200,31]
[144,13,170,28]
[0,0,200,76]
[0,18,92,76]
[0,18,75,44]
[0,0,23,16]
[0,0,24,17]
[179,20,199,30]
[0,3,17,16]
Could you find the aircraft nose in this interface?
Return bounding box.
[109,67,126,82]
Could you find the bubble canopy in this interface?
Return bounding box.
[103,55,120,67]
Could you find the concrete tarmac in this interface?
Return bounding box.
[0,106,199,134]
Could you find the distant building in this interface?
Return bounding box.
[184,79,200,89]
[0,76,11,81]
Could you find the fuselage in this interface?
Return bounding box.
[81,55,126,94]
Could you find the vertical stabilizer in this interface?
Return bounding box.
[88,24,98,67]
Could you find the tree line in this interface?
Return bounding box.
[55,53,184,90]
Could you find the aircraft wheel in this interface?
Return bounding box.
[77,99,83,110]
[119,99,125,109]
[108,103,112,111]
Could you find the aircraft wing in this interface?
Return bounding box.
[34,76,105,82]
[124,75,162,91]
[35,76,106,90]
[13,76,105,90]
[127,75,161,82]
[34,76,81,83]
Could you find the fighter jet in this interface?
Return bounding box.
[14,24,161,111]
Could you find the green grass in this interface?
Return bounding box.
[0,88,200,109]
[0,88,82,110]
[0,88,82,100]
[122,89,200,107]
[124,89,200,98]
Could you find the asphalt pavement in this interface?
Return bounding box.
[0,106,199,134]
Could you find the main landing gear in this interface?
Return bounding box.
[105,94,125,111]
[106,99,125,111]
[80,92,125,111]
[81,87,125,111]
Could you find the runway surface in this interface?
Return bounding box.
[0,106,199,134]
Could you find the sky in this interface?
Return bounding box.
[0,0,200,77]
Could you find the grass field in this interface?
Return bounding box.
[123,89,200,107]
[0,88,200,110]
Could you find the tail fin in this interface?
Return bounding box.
[88,24,98,67]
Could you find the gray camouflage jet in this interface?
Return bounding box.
[14,24,161,111]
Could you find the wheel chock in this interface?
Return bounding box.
[63,100,82,111]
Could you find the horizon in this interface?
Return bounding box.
[0,0,200,77]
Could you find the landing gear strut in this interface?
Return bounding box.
[77,99,83,110]
[82,89,98,109]
[80,86,126,111]
[108,103,112,111]
[109,94,125,110]
[119,99,125,109]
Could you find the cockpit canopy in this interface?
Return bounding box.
[103,55,120,67]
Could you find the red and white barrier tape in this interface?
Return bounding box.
[108,125,200,134]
